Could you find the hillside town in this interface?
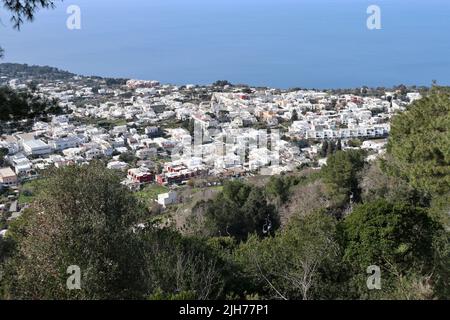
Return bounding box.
[1,0,449,303]
[0,64,422,230]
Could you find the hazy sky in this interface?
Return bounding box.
[1,0,450,88]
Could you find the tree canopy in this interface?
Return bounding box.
[321,149,366,202]
[2,162,147,299]
[0,86,62,123]
[339,199,445,299]
[235,212,341,300]
[202,180,279,241]
[341,200,439,273]
[388,88,450,195]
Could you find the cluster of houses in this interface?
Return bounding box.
[0,72,421,230]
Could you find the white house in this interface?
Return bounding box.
[85,148,102,160]
[9,153,33,175]
[107,161,128,170]
[145,126,159,137]
[50,136,80,151]
[157,191,178,208]
[23,139,52,156]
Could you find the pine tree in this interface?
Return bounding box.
[327,141,336,156]
[388,88,450,195]
[3,163,147,299]
[336,139,342,151]
[320,140,329,158]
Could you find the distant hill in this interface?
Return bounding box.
[0,63,130,86]
[0,63,76,81]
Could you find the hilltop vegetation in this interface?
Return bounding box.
[388,86,450,196]
[0,63,75,82]
[0,63,129,86]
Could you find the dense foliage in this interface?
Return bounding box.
[321,149,366,203]
[201,181,279,241]
[0,63,75,81]
[0,86,63,123]
[235,212,341,300]
[1,163,147,299]
[388,87,450,195]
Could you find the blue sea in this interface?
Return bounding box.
[1,0,450,88]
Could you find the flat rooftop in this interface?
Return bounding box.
[23,139,49,149]
[0,167,16,178]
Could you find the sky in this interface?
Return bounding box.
[1,0,450,88]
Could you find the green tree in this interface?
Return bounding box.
[321,150,366,202]
[181,118,195,136]
[336,139,342,151]
[213,80,232,87]
[339,200,442,298]
[204,181,278,241]
[235,212,341,300]
[0,86,62,124]
[1,162,147,299]
[0,147,9,167]
[327,140,336,156]
[320,140,329,158]
[142,230,231,300]
[359,160,426,205]
[266,175,292,203]
[347,139,362,148]
[341,200,438,271]
[388,88,450,195]
[119,151,137,164]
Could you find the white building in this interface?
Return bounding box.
[85,148,102,160]
[23,139,52,156]
[50,136,80,151]
[157,191,178,208]
[107,161,128,170]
